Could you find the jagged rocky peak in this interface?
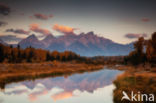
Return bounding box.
[26,34,38,40]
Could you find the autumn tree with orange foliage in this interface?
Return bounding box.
[146,32,156,63]
[125,32,156,66]
[0,44,80,63]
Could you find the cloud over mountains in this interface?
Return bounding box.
[33,13,53,20]
[0,21,7,27]
[53,24,77,34]
[125,33,147,39]
[6,28,29,35]
[30,23,52,36]
[0,35,22,44]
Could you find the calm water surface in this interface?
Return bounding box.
[0,68,122,103]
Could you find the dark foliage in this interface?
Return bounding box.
[124,32,156,66]
[0,43,81,63]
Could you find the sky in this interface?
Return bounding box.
[0,0,156,44]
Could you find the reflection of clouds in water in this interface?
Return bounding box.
[30,83,45,92]
[51,91,73,101]
[0,69,122,102]
[6,89,28,95]
[73,84,115,103]
[4,84,29,95]
[29,89,48,101]
[4,83,45,96]
[50,84,115,102]
[28,83,48,102]
[0,98,3,103]
[28,85,65,102]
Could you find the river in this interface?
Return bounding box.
[0,68,122,103]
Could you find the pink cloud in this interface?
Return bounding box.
[53,24,77,34]
[29,90,48,102]
[29,23,52,36]
[51,91,73,101]
[33,13,53,20]
[141,18,150,22]
[125,33,147,39]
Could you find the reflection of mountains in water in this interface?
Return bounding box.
[20,69,122,93]
[3,69,122,102]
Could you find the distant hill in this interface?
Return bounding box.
[0,38,7,45]
[18,32,134,56]
[19,34,44,48]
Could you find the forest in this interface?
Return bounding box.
[0,44,81,63]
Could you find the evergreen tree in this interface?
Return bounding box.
[0,44,4,62]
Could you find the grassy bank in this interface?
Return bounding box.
[0,61,104,89]
[113,66,156,103]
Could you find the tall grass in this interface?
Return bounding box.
[113,71,156,103]
[0,61,104,89]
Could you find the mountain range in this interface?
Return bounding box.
[18,32,134,56]
[1,32,134,56]
[0,38,7,45]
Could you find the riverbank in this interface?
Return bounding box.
[0,61,104,89]
[113,66,156,103]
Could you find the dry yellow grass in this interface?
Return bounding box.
[0,61,104,89]
[113,69,156,103]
